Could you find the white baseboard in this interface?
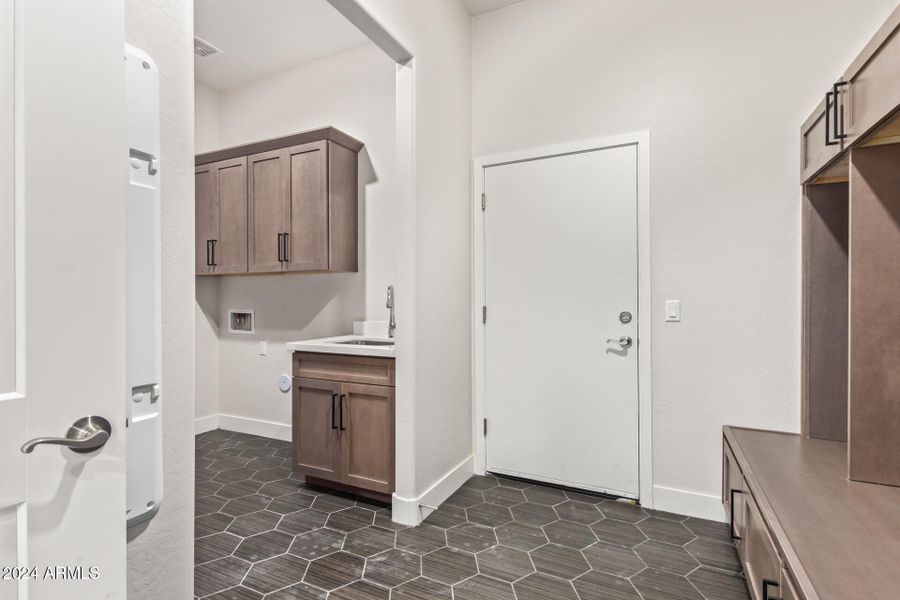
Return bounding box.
[652,484,725,522]
[392,455,474,526]
[194,414,220,435]
[195,413,292,442]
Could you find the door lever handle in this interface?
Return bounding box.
[606,336,633,349]
[21,416,112,454]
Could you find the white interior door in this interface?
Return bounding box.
[0,2,128,599]
[483,144,640,499]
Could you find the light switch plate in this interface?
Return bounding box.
[665,300,681,322]
[258,340,267,356]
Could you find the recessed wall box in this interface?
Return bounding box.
[228,309,255,334]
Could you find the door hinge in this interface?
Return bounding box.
[481,193,486,211]
[482,306,487,324]
[483,418,487,436]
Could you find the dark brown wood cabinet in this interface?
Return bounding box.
[195,127,362,276]
[195,157,248,275]
[292,352,395,497]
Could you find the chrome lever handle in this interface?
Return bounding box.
[21,416,112,454]
[606,336,633,349]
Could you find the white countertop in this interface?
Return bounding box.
[286,335,395,358]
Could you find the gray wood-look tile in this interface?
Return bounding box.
[393,577,453,600]
[634,540,700,575]
[590,518,648,548]
[289,528,346,560]
[467,503,513,527]
[545,519,598,549]
[572,570,641,600]
[631,568,704,600]
[303,551,364,590]
[422,547,478,584]
[685,538,742,573]
[453,574,516,600]
[476,545,534,582]
[509,502,558,527]
[233,529,294,562]
[582,542,647,577]
[228,510,282,538]
[494,521,548,551]
[514,572,579,600]
[638,517,695,546]
[343,527,396,558]
[242,553,309,594]
[277,509,328,535]
[687,566,751,600]
[194,430,748,600]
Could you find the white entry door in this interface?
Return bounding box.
[482,143,640,499]
[0,2,127,599]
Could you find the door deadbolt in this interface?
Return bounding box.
[619,311,633,324]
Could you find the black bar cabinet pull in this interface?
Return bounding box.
[729,489,744,540]
[206,240,212,266]
[331,393,338,430]
[339,394,346,431]
[762,579,780,600]
[211,240,217,266]
[282,232,289,263]
[277,233,284,262]
[833,81,848,141]
[824,90,837,146]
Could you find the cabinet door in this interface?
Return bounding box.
[744,496,782,600]
[293,377,342,482]
[195,157,247,275]
[195,163,218,275]
[214,157,248,274]
[843,8,900,146]
[339,382,394,494]
[248,149,287,273]
[800,97,843,184]
[284,141,328,272]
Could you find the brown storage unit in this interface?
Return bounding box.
[292,352,395,497]
[195,127,362,276]
[195,157,248,275]
[723,427,900,600]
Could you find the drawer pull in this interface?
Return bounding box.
[331,393,338,430]
[339,394,346,431]
[762,579,781,600]
[729,488,744,540]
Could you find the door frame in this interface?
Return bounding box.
[471,131,653,507]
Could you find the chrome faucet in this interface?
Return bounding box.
[386,285,396,338]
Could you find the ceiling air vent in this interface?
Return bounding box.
[193,36,222,58]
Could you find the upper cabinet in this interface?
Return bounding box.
[196,127,362,276]
[801,6,900,183]
[195,157,248,275]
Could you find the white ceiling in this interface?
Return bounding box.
[194,0,372,90]
[462,0,525,16]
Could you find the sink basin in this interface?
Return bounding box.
[335,339,394,347]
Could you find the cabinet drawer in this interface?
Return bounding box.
[293,352,395,386]
[801,97,843,184]
[744,495,782,600]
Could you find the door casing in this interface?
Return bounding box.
[471,131,653,506]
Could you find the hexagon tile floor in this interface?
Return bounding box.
[195,430,750,600]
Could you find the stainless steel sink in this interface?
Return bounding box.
[335,339,394,347]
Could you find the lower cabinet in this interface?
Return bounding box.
[744,496,782,600]
[292,353,395,496]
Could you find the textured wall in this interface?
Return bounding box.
[472,0,900,517]
[125,0,195,597]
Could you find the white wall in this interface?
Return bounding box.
[472,0,900,518]
[194,44,396,432]
[349,0,473,506]
[125,0,195,597]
